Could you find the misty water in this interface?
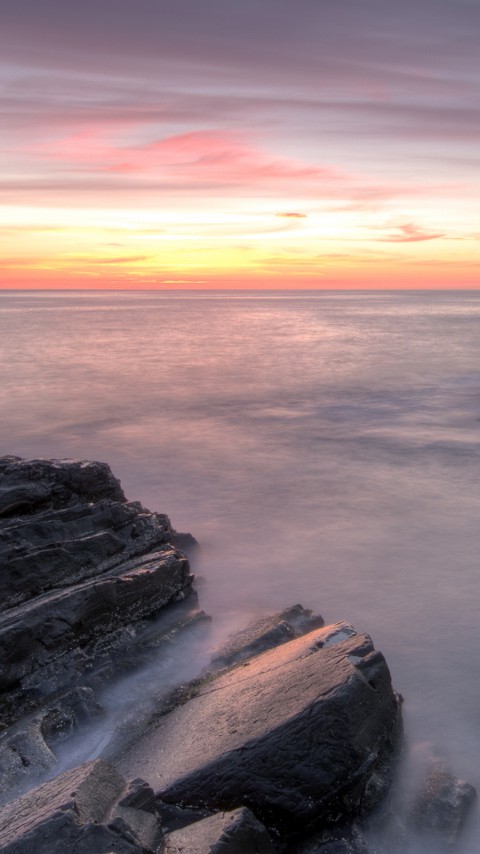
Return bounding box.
[1,289,480,850]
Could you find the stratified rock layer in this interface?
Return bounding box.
[0,759,162,853]
[0,456,196,731]
[120,623,402,841]
[0,456,125,520]
[208,603,325,670]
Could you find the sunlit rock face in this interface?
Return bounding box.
[208,602,325,670]
[120,622,402,843]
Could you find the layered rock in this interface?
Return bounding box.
[0,456,125,519]
[120,622,402,843]
[0,456,204,798]
[0,759,162,853]
[208,603,325,671]
[0,456,197,728]
[0,456,194,613]
[1,544,192,691]
[0,455,411,852]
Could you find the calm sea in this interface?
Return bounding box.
[1,289,479,850]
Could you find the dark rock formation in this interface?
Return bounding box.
[294,825,371,853]
[0,456,193,614]
[209,603,325,670]
[0,604,210,802]
[0,456,125,518]
[0,455,409,853]
[0,455,204,799]
[357,748,478,854]
[119,622,402,843]
[410,762,477,847]
[162,807,276,853]
[0,456,197,727]
[0,544,192,692]
[0,759,162,853]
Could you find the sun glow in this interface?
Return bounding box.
[1,2,479,289]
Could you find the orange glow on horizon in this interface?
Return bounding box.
[1,195,478,290]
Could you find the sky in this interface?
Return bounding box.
[1,0,480,290]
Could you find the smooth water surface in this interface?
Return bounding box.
[1,289,479,848]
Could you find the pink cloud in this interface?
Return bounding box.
[16,126,459,207]
[30,128,347,192]
[377,223,445,242]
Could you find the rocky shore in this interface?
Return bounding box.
[0,457,475,852]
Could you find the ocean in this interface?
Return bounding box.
[1,289,479,850]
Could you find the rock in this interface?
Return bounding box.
[0,499,175,610]
[0,456,204,801]
[162,807,276,853]
[0,455,126,518]
[39,686,103,747]
[169,530,199,553]
[119,622,402,842]
[0,603,211,803]
[0,759,162,853]
[0,487,192,616]
[0,456,403,852]
[118,777,158,813]
[0,544,193,724]
[0,545,191,684]
[0,724,56,783]
[0,456,198,730]
[294,824,372,853]
[209,603,324,670]
[410,762,477,846]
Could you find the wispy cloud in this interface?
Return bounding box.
[32,128,342,185]
[95,255,152,264]
[12,124,454,208]
[375,223,445,243]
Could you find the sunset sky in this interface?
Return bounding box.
[1,0,480,289]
